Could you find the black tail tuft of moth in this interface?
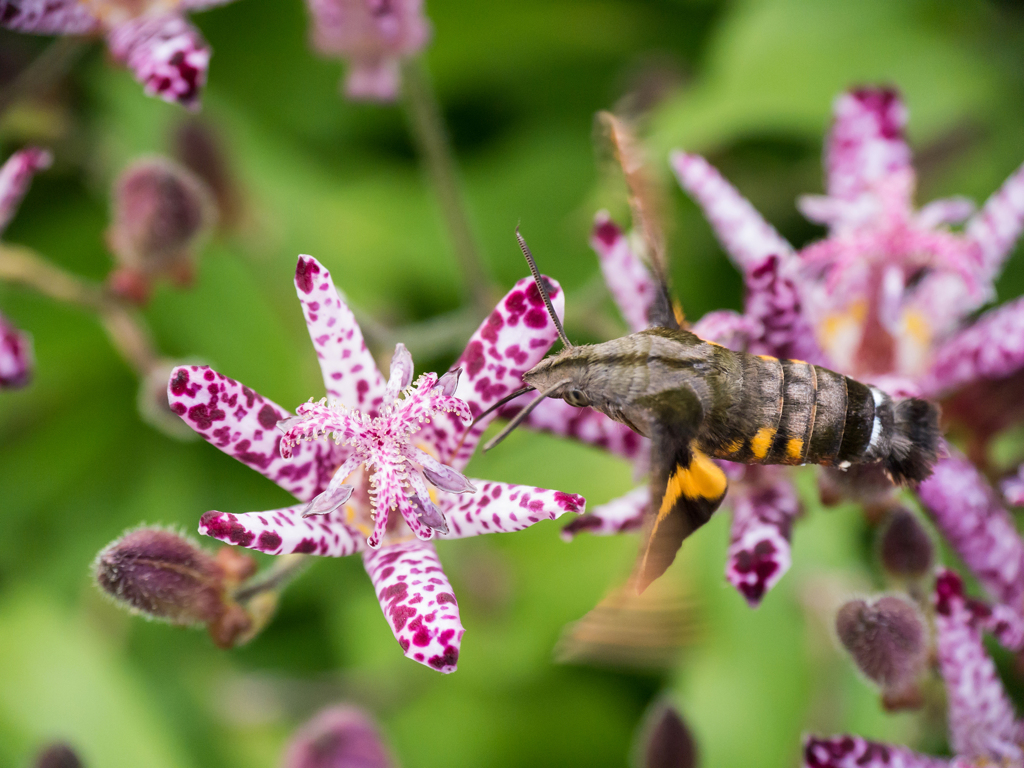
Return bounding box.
[884,398,941,485]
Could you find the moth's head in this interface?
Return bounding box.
[523,346,597,409]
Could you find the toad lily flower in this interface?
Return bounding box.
[0,0,238,108]
[671,86,1024,625]
[804,570,1024,768]
[168,254,585,672]
[0,147,51,389]
[305,0,430,101]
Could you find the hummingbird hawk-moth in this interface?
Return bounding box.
[479,231,941,593]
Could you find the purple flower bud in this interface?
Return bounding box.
[34,743,82,768]
[878,507,934,579]
[282,706,395,768]
[638,702,698,768]
[0,311,32,389]
[172,118,241,229]
[94,527,227,625]
[107,156,214,303]
[835,596,926,690]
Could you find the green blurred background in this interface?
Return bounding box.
[2,0,1024,765]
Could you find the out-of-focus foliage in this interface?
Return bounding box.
[1,0,1023,766]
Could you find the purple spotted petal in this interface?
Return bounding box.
[106,14,209,109]
[199,505,361,556]
[743,254,824,362]
[916,197,975,229]
[0,0,98,33]
[430,276,564,469]
[561,486,648,541]
[168,365,338,502]
[362,540,463,673]
[498,397,647,463]
[670,150,794,272]
[966,160,1024,282]
[726,467,800,607]
[0,312,32,389]
[294,255,387,414]
[822,88,912,204]
[1002,465,1024,508]
[934,570,1024,764]
[0,147,51,234]
[924,296,1024,396]
[690,310,760,352]
[437,481,585,539]
[917,456,1024,610]
[590,212,656,333]
[802,736,950,768]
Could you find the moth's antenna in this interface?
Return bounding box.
[470,385,534,429]
[515,226,573,349]
[483,380,569,452]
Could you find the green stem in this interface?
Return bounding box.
[233,553,310,604]
[0,243,158,375]
[401,58,494,314]
[0,38,90,117]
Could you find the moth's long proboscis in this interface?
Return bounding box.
[483,380,570,452]
[515,227,573,349]
[470,385,534,430]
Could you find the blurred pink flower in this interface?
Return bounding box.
[672,86,1024,625]
[0,0,239,108]
[803,570,1024,767]
[283,706,395,768]
[0,147,51,389]
[305,0,430,101]
[169,254,585,672]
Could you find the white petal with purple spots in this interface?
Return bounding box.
[589,213,655,334]
[561,486,648,541]
[362,540,463,673]
[199,505,362,557]
[437,481,585,540]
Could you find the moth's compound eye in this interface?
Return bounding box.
[564,389,590,408]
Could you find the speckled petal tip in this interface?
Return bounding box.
[429,275,564,469]
[362,540,463,673]
[934,570,1024,765]
[743,254,823,362]
[0,312,32,389]
[0,147,51,234]
[561,485,648,541]
[925,296,1024,396]
[824,88,912,205]
[438,481,585,539]
[106,15,209,109]
[168,365,337,502]
[917,456,1024,610]
[803,736,950,768]
[0,0,98,33]
[498,396,647,462]
[726,469,799,607]
[966,160,1024,281]
[670,150,794,271]
[590,212,655,333]
[294,255,387,413]
[199,505,361,557]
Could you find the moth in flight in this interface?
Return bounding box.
[479,230,941,593]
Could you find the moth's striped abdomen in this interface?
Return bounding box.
[704,350,939,484]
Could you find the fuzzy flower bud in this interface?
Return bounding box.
[34,743,82,768]
[283,706,396,768]
[637,702,698,768]
[835,596,926,690]
[0,311,32,388]
[878,507,934,579]
[107,156,214,304]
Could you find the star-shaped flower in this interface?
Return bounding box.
[804,570,1024,768]
[168,254,586,672]
[0,0,238,108]
[670,86,1024,626]
[0,147,51,389]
